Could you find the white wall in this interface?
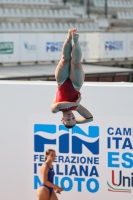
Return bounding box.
[0,81,133,200]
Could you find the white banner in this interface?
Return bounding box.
[79,33,89,61]
[87,33,100,61]
[0,34,2,63]
[0,81,133,200]
[1,33,20,63]
[114,33,128,59]
[53,34,66,61]
[20,33,38,62]
[38,33,55,61]
[127,33,133,58]
[100,33,115,59]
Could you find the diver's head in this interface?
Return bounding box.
[61,110,76,129]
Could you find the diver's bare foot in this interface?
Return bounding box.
[72,32,79,44]
[67,28,77,39]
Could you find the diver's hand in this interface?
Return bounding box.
[76,94,82,104]
[55,186,63,194]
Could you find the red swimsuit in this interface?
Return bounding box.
[56,78,80,111]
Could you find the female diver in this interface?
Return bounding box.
[36,149,63,200]
[51,28,93,128]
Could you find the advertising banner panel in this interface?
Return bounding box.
[20,33,38,62]
[38,33,55,61]
[100,33,115,59]
[53,33,66,61]
[86,33,100,61]
[127,33,133,58]
[38,33,89,62]
[114,33,128,59]
[1,33,20,63]
[79,33,89,61]
[0,34,2,63]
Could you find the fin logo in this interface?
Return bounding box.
[105,41,123,51]
[46,42,63,52]
[34,125,99,155]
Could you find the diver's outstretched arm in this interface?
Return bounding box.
[76,104,93,124]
